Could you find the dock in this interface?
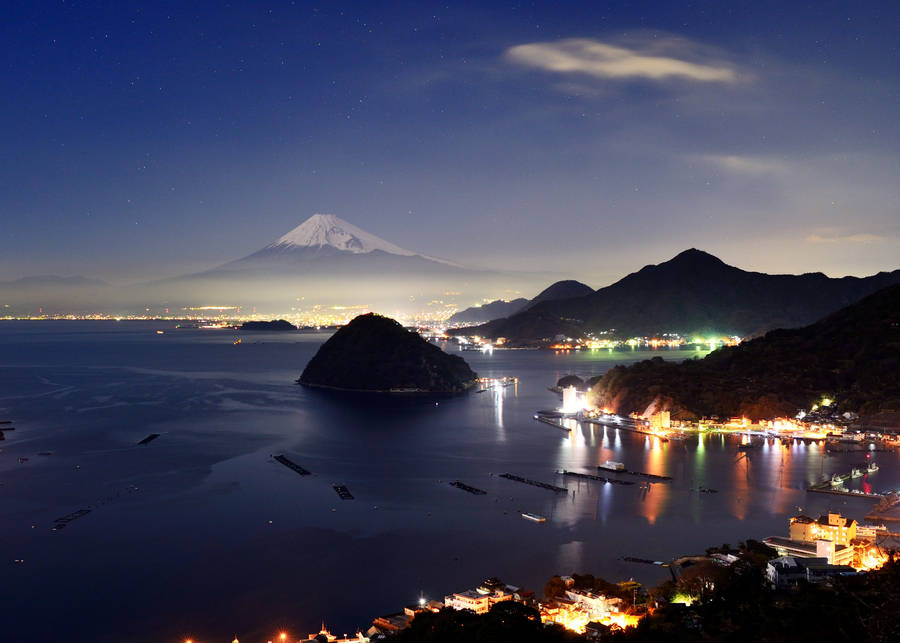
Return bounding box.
[558,469,634,486]
[273,454,311,476]
[623,556,668,566]
[137,433,160,446]
[597,465,672,481]
[332,484,354,500]
[499,472,568,494]
[450,481,487,495]
[582,417,663,439]
[807,486,884,499]
[534,415,573,432]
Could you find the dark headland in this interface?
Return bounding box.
[299,313,477,393]
[239,319,297,330]
[587,283,900,422]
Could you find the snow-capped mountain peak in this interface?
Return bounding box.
[268,213,418,256]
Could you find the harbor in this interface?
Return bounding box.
[807,463,884,498]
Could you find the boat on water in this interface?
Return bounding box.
[868,462,879,473]
[521,512,547,523]
[851,468,863,478]
[599,460,625,471]
[830,473,844,486]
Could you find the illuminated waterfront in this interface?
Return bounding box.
[1,321,897,642]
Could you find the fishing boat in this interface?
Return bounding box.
[851,468,863,478]
[830,473,844,486]
[868,462,879,473]
[521,512,547,523]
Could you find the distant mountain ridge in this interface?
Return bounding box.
[0,275,107,287]
[448,279,593,325]
[587,283,900,420]
[451,249,900,342]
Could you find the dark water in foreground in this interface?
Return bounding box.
[1,321,896,643]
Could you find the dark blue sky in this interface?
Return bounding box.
[3,1,898,285]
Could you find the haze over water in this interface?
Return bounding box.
[2,322,896,642]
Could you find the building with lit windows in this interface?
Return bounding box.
[789,513,857,546]
[443,578,516,614]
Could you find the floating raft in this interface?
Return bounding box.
[499,472,568,493]
[559,470,634,486]
[598,466,672,481]
[137,433,160,445]
[273,454,311,476]
[52,508,92,531]
[333,484,354,500]
[450,480,487,495]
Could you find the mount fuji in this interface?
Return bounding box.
[146,213,525,311]
[222,213,464,272]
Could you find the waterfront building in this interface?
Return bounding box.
[763,536,855,566]
[300,624,369,643]
[765,556,857,589]
[564,589,624,622]
[444,578,516,615]
[649,411,670,430]
[855,523,888,542]
[789,513,857,546]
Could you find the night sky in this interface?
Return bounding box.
[3,1,899,285]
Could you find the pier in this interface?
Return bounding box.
[807,486,884,499]
[558,469,635,486]
[332,484,354,500]
[137,433,160,446]
[274,454,311,476]
[499,472,568,493]
[533,415,573,432]
[807,466,883,498]
[582,417,667,440]
[450,481,487,495]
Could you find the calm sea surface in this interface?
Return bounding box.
[1,321,896,642]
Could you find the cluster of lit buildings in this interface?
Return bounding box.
[763,511,890,582]
[370,576,645,638]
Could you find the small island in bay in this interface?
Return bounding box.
[239,319,297,331]
[299,313,477,393]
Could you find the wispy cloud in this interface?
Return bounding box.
[805,229,885,244]
[699,154,791,176]
[505,36,737,83]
